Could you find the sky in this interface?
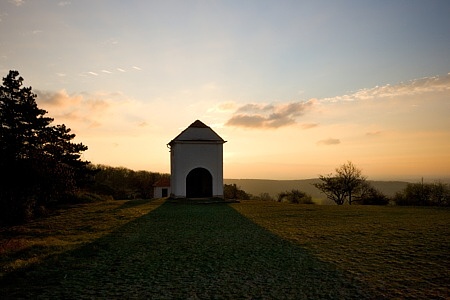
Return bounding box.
[1,0,449,181]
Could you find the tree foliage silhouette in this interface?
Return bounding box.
[314,161,366,205]
[0,70,90,223]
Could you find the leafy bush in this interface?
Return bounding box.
[255,192,275,201]
[394,182,449,206]
[277,189,314,204]
[224,184,251,200]
[354,182,389,205]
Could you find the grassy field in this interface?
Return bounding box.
[231,201,450,299]
[0,199,449,298]
[0,198,165,278]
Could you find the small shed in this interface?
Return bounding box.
[167,120,226,198]
[153,178,171,198]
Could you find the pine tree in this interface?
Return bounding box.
[0,70,90,223]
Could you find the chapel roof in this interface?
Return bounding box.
[168,120,226,146]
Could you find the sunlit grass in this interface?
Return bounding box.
[230,201,450,298]
[0,198,164,278]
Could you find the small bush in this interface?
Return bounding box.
[277,190,314,204]
[354,183,389,205]
[254,193,274,201]
[224,184,251,200]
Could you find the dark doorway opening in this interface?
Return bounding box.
[186,168,213,198]
[162,188,168,197]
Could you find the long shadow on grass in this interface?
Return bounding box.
[1,202,375,299]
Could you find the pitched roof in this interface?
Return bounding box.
[153,177,170,187]
[168,120,226,146]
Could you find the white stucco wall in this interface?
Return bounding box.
[170,141,224,198]
[154,186,170,198]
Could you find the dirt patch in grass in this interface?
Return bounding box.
[231,201,450,299]
[1,201,371,299]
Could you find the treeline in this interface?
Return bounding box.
[87,165,169,200]
[224,184,315,204]
[240,162,450,207]
[394,182,449,206]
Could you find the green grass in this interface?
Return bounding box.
[0,198,164,278]
[231,201,450,299]
[0,199,448,298]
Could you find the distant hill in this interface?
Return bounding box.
[224,179,409,204]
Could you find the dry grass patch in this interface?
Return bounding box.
[230,201,450,299]
[0,198,164,278]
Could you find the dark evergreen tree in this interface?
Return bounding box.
[0,70,89,224]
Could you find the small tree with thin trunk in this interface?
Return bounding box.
[314,161,366,205]
[336,161,366,205]
[313,174,347,205]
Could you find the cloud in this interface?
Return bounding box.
[317,138,341,146]
[36,89,82,107]
[207,101,237,114]
[10,0,24,6]
[322,74,450,103]
[217,102,237,111]
[366,131,382,137]
[226,99,317,129]
[35,90,117,129]
[58,1,71,6]
[301,123,319,129]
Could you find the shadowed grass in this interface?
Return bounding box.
[0,198,164,278]
[231,201,450,299]
[1,201,370,299]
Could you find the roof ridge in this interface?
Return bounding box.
[168,119,226,145]
[189,120,209,128]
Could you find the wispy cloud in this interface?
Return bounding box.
[226,99,317,129]
[322,74,450,103]
[10,0,24,6]
[366,131,382,137]
[317,138,341,146]
[58,1,71,6]
[301,123,319,129]
[36,89,114,129]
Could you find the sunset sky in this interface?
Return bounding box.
[1,0,449,181]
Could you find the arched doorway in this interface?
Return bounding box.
[186,168,213,198]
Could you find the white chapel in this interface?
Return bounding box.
[167,120,226,198]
